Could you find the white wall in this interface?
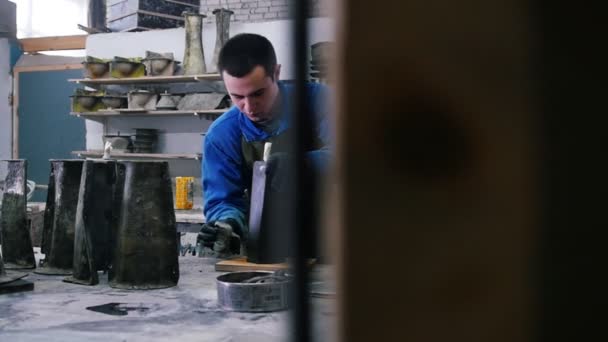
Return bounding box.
[86,17,335,80]
[0,38,12,160]
[85,17,335,177]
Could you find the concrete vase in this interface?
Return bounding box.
[182,13,206,75]
[209,9,234,73]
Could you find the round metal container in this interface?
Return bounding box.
[216,271,291,312]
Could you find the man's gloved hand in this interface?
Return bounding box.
[196,218,242,258]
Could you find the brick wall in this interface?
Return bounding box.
[198,0,330,23]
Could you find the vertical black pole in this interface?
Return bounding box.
[291,0,311,341]
[535,1,608,341]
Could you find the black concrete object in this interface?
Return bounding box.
[107,0,199,32]
[0,279,34,295]
[0,250,28,286]
[246,159,294,264]
[108,161,179,290]
[88,0,107,32]
[131,128,158,153]
[64,160,117,286]
[36,160,84,275]
[0,160,36,270]
[86,302,150,316]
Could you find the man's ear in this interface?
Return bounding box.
[274,64,281,81]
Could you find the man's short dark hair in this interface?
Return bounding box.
[218,33,277,80]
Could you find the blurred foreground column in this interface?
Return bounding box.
[333,1,535,341]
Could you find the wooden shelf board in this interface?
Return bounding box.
[68,74,222,85]
[70,109,225,118]
[71,151,202,160]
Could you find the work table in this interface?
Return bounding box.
[0,255,336,341]
[175,208,205,224]
[28,202,206,224]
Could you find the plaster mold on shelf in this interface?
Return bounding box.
[128,90,157,110]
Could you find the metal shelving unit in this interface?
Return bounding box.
[69,73,224,160]
[68,73,222,85]
[71,150,202,160]
[70,109,224,120]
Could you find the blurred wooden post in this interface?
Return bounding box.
[332,1,534,341]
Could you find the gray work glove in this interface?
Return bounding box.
[196,218,242,258]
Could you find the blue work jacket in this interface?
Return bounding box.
[202,81,331,232]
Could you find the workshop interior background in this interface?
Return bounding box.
[1,0,337,341]
[4,0,592,341]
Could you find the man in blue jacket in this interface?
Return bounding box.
[197,33,330,258]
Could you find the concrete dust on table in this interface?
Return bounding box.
[0,255,324,341]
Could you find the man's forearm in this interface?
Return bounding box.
[205,204,247,237]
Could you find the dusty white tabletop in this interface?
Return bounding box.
[0,254,336,342]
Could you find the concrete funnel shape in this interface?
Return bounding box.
[0,251,27,285]
[0,160,36,270]
[108,161,179,290]
[64,160,117,286]
[35,160,84,276]
[156,92,179,110]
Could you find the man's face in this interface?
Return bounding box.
[223,64,281,123]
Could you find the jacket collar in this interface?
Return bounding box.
[238,81,291,142]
